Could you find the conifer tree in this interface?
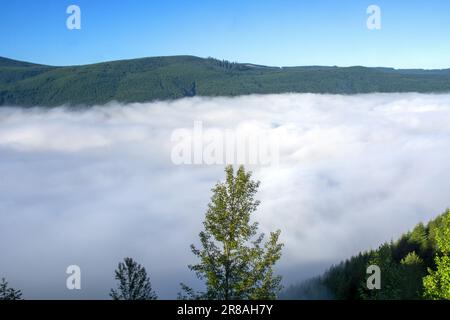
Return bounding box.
[110,257,157,300]
[0,278,22,300]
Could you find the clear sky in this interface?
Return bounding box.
[1,0,450,68]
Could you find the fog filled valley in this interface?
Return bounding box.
[1,93,450,299]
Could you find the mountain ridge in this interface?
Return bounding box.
[2,55,450,107]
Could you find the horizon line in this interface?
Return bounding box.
[2,54,450,71]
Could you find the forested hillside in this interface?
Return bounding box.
[2,55,450,107]
[282,209,450,300]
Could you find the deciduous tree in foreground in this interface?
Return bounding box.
[110,257,157,300]
[423,210,450,300]
[180,165,283,300]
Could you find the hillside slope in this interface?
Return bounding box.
[282,209,450,300]
[2,55,450,106]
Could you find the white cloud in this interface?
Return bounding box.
[0,93,449,299]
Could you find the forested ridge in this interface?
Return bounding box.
[2,55,450,107]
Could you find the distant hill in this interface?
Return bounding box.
[0,57,45,68]
[1,55,450,107]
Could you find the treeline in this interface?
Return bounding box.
[283,209,450,300]
[3,55,450,107]
[206,57,251,71]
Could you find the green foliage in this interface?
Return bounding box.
[286,210,449,300]
[400,252,426,299]
[423,210,450,300]
[2,55,450,107]
[110,257,157,300]
[410,223,429,253]
[180,165,283,300]
[322,252,371,300]
[360,243,403,300]
[359,249,425,300]
[0,278,22,300]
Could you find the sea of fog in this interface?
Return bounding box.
[1,93,450,299]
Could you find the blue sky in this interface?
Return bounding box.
[1,0,450,68]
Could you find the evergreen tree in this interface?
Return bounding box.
[180,165,283,300]
[423,210,450,300]
[110,257,157,300]
[409,223,429,255]
[0,278,22,300]
[360,243,402,300]
[399,251,426,299]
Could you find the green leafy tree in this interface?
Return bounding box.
[180,165,283,300]
[423,210,450,300]
[0,278,22,300]
[110,257,157,300]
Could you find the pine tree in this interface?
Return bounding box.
[0,278,22,300]
[423,210,450,300]
[110,257,157,300]
[410,223,429,255]
[400,251,425,299]
[180,165,283,300]
[360,243,403,300]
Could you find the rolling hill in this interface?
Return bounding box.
[1,55,450,107]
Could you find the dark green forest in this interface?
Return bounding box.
[282,209,450,300]
[2,55,450,107]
